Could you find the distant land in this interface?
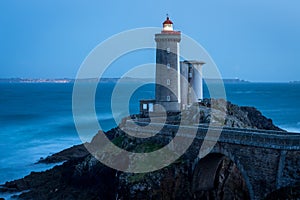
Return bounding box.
[0,77,251,84]
[289,81,300,84]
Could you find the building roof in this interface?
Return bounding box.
[183,60,206,65]
[163,17,173,25]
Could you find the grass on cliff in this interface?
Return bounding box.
[111,135,125,147]
[134,142,164,153]
[111,135,164,153]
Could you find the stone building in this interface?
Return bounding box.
[140,17,205,116]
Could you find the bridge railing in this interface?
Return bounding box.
[122,120,300,150]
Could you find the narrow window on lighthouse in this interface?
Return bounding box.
[167,95,170,101]
[167,63,170,69]
[167,79,170,85]
[143,103,147,109]
[167,47,170,53]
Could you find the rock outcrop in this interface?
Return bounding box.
[2,156,117,200]
[0,100,290,199]
[37,144,89,164]
[1,149,250,200]
[265,184,300,199]
[181,99,283,131]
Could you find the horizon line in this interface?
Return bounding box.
[0,77,299,83]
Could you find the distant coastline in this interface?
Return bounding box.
[3,78,300,84]
[289,81,300,84]
[0,77,250,84]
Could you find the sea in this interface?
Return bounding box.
[0,82,300,189]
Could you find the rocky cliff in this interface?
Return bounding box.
[181,99,283,131]
[0,99,293,200]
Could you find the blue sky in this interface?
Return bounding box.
[0,0,299,82]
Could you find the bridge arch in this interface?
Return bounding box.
[192,152,252,199]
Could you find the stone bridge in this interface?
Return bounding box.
[122,120,300,200]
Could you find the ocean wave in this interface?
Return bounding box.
[73,113,115,121]
[39,113,116,132]
[0,190,28,200]
[279,125,300,133]
[233,91,253,94]
[0,113,41,122]
[284,128,300,133]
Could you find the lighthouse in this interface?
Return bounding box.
[154,17,181,112]
[139,17,205,116]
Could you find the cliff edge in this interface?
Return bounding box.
[1,99,293,200]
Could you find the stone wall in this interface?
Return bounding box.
[122,119,300,199]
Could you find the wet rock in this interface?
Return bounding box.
[1,99,289,199]
[4,156,117,200]
[37,144,90,164]
[181,99,284,131]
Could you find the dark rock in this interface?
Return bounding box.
[265,184,300,199]
[240,106,283,131]
[2,99,290,199]
[37,144,90,164]
[181,99,285,131]
[4,156,117,200]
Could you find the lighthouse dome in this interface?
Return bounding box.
[162,17,173,31]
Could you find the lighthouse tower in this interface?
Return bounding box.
[154,17,181,112]
[139,17,205,117]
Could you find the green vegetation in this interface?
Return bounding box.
[111,134,165,153]
[134,142,164,153]
[127,173,147,183]
[111,135,125,147]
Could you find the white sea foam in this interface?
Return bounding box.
[285,128,300,133]
[280,125,300,133]
[234,90,253,94]
[0,190,29,200]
